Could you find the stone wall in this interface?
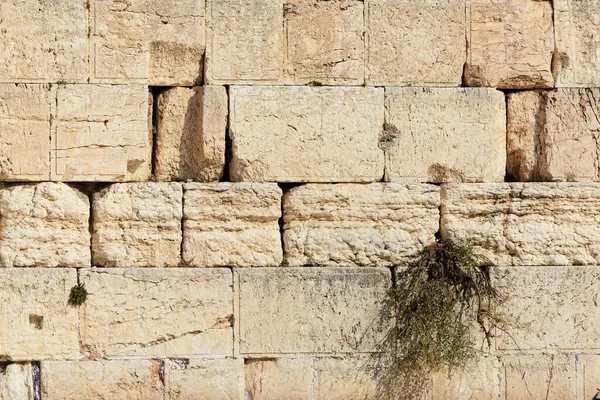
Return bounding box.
[1,0,600,399]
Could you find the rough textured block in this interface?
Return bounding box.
[502,355,576,399]
[165,359,244,400]
[0,0,87,83]
[41,360,164,400]
[81,268,233,358]
[554,0,600,87]
[52,84,151,181]
[92,183,182,268]
[441,183,600,266]
[494,266,600,350]
[237,268,390,355]
[429,356,499,400]
[155,86,227,182]
[366,0,465,86]
[92,0,204,85]
[229,86,384,182]
[576,355,600,400]
[284,184,439,267]
[466,0,554,88]
[507,89,600,182]
[206,0,283,84]
[384,88,506,183]
[183,183,282,267]
[0,183,90,268]
[284,0,364,85]
[245,358,312,400]
[0,364,33,400]
[0,84,54,181]
[0,269,78,360]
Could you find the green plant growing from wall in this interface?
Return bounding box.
[68,283,88,306]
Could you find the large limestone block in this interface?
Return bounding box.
[183,183,282,267]
[0,364,33,400]
[494,266,600,351]
[165,359,244,400]
[245,358,313,400]
[507,89,600,182]
[0,269,78,360]
[237,268,390,355]
[206,0,283,84]
[283,184,439,267]
[366,0,465,86]
[80,268,233,358]
[576,355,600,400]
[52,84,151,181]
[0,0,87,83]
[384,88,506,183]
[0,183,90,268]
[155,86,227,182]
[92,0,204,85]
[502,355,576,399]
[429,356,500,400]
[0,84,54,181]
[93,183,183,267]
[554,0,600,87]
[441,183,600,266]
[229,86,384,182]
[284,0,364,85]
[41,360,164,399]
[465,0,554,88]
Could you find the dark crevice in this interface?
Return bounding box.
[220,86,232,182]
[32,362,41,400]
[277,183,304,267]
[149,87,171,180]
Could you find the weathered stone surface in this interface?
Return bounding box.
[494,266,600,350]
[466,0,554,88]
[554,0,600,87]
[229,86,384,182]
[284,0,364,85]
[92,0,204,85]
[0,269,78,360]
[507,89,600,182]
[576,355,600,400]
[502,355,576,399]
[313,357,382,400]
[284,184,439,267]
[52,84,151,181]
[206,0,283,84]
[165,359,244,400]
[441,183,600,266]
[183,183,282,267]
[429,356,499,400]
[0,183,90,268]
[384,88,506,183]
[41,360,164,400]
[0,364,33,400]
[0,84,54,181]
[0,0,87,83]
[237,268,390,355]
[81,268,233,358]
[366,0,465,86]
[155,86,226,182]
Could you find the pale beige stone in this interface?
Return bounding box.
[41,360,164,400]
[466,0,554,88]
[502,355,576,399]
[92,183,182,268]
[81,268,233,358]
[155,86,226,182]
[92,0,204,85]
[165,359,244,400]
[313,357,382,400]
[384,88,506,183]
[237,268,390,355]
[284,184,439,267]
[183,183,282,267]
[0,84,54,181]
[429,356,500,400]
[206,0,283,84]
[554,0,600,87]
[52,84,151,182]
[494,266,600,350]
[0,269,78,360]
[229,86,384,182]
[576,355,600,400]
[0,364,33,400]
[245,358,312,400]
[506,91,541,181]
[284,0,364,85]
[0,183,90,268]
[441,183,600,266]
[0,0,87,83]
[366,0,465,86]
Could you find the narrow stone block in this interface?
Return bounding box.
[165,359,244,400]
[0,364,33,400]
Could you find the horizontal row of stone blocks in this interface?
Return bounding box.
[2,0,599,88]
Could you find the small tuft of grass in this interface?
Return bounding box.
[68,283,88,306]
